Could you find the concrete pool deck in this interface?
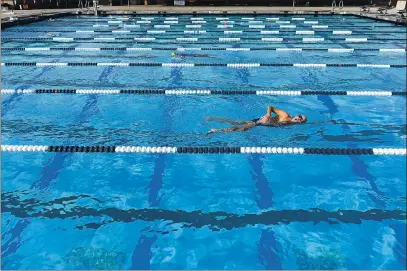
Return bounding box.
[1,5,406,26]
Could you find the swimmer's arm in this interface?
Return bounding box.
[266,106,289,118]
[206,122,256,134]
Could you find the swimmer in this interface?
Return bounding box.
[48,18,55,22]
[206,105,307,134]
[171,52,209,57]
[47,33,56,37]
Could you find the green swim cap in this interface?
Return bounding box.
[171,52,176,56]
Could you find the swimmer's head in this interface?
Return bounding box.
[291,115,307,124]
[171,52,176,57]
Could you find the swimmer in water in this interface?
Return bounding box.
[171,52,209,57]
[206,105,307,134]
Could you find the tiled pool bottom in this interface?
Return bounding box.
[1,14,406,270]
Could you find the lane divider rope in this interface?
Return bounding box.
[57,17,391,21]
[1,89,405,96]
[2,37,405,42]
[1,62,405,68]
[2,47,405,53]
[5,30,404,34]
[34,24,400,29]
[62,21,397,26]
[1,145,405,155]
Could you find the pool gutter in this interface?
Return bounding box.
[1,12,72,29]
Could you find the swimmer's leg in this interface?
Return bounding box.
[206,121,256,134]
[205,116,250,126]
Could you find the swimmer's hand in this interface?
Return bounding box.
[257,115,270,125]
[206,128,218,135]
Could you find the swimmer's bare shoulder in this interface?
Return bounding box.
[261,106,291,125]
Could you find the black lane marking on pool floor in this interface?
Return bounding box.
[2,192,406,230]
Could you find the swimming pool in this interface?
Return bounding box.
[1,13,406,269]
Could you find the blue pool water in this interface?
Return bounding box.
[1,14,406,269]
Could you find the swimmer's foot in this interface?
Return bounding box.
[206,128,218,135]
[205,116,215,122]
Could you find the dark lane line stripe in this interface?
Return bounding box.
[1,48,82,262]
[318,37,389,208]
[131,56,183,269]
[231,44,282,269]
[1,96,100,262]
